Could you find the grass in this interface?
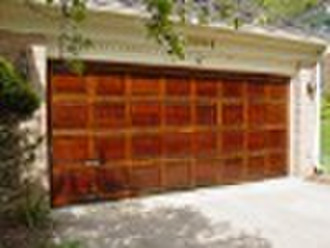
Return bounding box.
[321,95,330,172]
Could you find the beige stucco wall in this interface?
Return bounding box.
[290,64,320,177]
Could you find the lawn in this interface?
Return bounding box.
[321,96,330,172]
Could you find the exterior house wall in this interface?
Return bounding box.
[0,1,327,191]
[290,64,320,176]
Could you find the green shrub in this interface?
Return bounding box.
[0,57,43,224]
[0,57,40,121]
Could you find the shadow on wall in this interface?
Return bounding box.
[53,203,272,248]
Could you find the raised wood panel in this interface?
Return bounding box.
[132,133,162,158]
[97,167,130,195]
[222,103,244,126]
[247,131,265,152]
[52,75,87,95]
[96,75,125,96]
[52,103,88,129]
[195,104,217,125]
[222,81,244,99]
[267,130,287,149]
[93,102,126,129]
[247,155,266,180]
[165,78,190,96]
[248,104,265,127]
[165,104,191,126]
[130,164,161,193]
[164,161,191,189]
[221,131,244,154]
[267,83,288,100]
[131,76,161,96]
[222,156,244,184]
[195,80,218,97]
[195,159,218,186]
[131,103,161,127]
[95,136,126,161]
[52,135,90,161]
[163,132,192,157]
[266,103,287,125]
[194,131,217,156]
[247,82,265,100]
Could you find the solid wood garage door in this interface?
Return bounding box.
[49,60,289,207]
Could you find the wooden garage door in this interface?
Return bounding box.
[49,60,289,207]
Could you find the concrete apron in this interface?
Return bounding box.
[52,178,330,248]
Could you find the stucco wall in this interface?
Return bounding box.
[291,64,320,176]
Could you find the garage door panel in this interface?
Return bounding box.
[195,160,218,186]
[194,131,217,156]
[267,130,287,149]
[165,104,191,126]
[97,167,130,196]
[267,83,288,100]
[221,130,244,154]
[94,103,126,129]
[131,103,161,127]
[195,104,217,125]
[132,134,162,158]
[247,82,265,100]
[222,156,244,184]
[163,132,192,157]
[52,168,97,206]
[52,135,90,161]
[247,155,266,180]
[95,135,126,161]
[132,76,161,96]
[52,75,87,95]
[266,103,287,125]
[96,75,125,96]
[130,164,161,193]
[248,104,265,127]
[164,161,191,189]
[52,103,88,129]
[247,131,265,152]
[165,78,190,96]
[196,80,218,98]
[222,81,244,99]
[266,152,287,176]
[222,103,244,126]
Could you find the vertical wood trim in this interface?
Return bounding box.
[160,76,166,189]
[242,81,249,180]
[87,76,95,160]
[190,77,196,187]
[125,73,132,192]
[216,80,223,183]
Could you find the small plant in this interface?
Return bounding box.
[52,240,82,248]
[0,57,40,121]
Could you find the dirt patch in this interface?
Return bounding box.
[0,218,52,248]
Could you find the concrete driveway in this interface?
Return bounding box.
[52,178,330,248]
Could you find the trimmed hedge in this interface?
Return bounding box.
[0,57,40,121]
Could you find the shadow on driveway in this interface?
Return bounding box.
[53,202,272,248]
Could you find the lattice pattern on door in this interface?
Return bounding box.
[49,61,288,207]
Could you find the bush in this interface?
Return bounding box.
[0,57,40,121]
[0,57,43,224]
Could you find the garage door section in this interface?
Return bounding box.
[49,61,289,207]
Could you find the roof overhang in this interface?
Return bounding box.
[0,0,327,76]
